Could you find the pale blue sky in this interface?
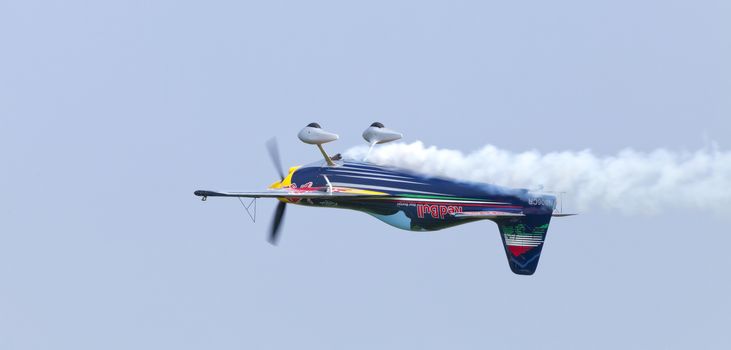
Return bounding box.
[1,1,730,349]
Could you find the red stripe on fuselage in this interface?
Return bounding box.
[387,200,522,209]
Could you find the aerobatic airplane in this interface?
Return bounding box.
[194,123,575,275]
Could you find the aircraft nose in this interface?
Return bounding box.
[268,165,299,189]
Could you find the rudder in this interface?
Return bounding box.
[495,214,552,275]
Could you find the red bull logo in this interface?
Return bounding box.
[416,204,463,219]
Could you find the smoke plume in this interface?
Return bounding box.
[345,141,731,214]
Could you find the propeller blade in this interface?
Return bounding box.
[266,138,285,181]
[269,201,286,245]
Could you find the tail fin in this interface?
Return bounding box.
[495,214,552,275]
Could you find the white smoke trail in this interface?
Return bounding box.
[344,141,731,214]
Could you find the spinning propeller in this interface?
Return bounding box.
[265,138,287,245]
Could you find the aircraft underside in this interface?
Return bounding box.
[293,198,480,231]
[194,122,576,275]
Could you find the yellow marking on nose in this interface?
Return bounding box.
[268,166,301,189]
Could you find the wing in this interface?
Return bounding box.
[194,188,388,199]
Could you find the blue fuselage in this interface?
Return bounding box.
[284,159,555,231]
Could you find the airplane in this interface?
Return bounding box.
[194,122,576,275]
